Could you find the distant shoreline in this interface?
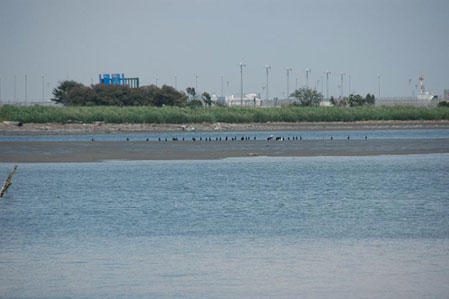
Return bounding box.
[1,120,449,136]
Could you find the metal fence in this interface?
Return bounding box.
[0,100,60,106]
[0,97,439,108]
[374,97,438,107]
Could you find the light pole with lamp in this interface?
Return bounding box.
[340,72,345,98]
[265,65,271,100]
[286,67,292,98]
[305,68,311,88]
[240,62,246,106]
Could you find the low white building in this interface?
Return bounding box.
[224,93,263,107]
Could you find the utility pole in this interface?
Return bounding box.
[305,68,311,88]
[42,76,45,101]
[221,76,223,97]
[175,75,177,90]
[295,77,298,91]
[286,67,292,98]
[240,62,246,106]
[265,65,271,100]
[325,71,331,99]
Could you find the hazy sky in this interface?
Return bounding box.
[1,0,448,101]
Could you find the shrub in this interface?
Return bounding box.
[437,100,449,108]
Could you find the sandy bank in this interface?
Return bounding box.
[1,120,449,136]
[1,139,448,162]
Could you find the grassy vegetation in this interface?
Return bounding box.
[1,105,449,124]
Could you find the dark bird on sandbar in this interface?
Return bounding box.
[347,136,350,140]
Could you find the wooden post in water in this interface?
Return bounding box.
[0,165,18,197]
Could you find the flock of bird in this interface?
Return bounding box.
[90,135,368,142]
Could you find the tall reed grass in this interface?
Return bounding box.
[1,105,448,124]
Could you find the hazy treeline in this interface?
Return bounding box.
[1,105,448,124]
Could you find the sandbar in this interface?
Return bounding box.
[1,139,448,162]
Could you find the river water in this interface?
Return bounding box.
[1,128,449,141]
[1,139,449,297]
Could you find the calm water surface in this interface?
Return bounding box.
[1,154,449,298]
[1,128,449,141]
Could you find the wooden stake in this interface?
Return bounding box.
[0,165,18,197]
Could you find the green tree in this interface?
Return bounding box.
[51,80,84,105]
[186,87,196,99]
[91,84,133,106]
[67,86,95,106]
[290,87,323,107]
[437,100,449,107]
[153,85,187,107]
[346,94,365,107]
[202,92,212,107]
[365,93,375,106]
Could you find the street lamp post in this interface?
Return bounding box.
[14,75,16,101]
[408,78,412,97]
[25,74,27,103]
[325,71,331,99]
[286,67,292,98]
[265,65,271,101]
[240,62,246,106]
[378,75,381,98]
[340,72,345,98]
[321,76,324,95]
[195,75,198,92]
[305,68,311,88]
[348,73,351,95]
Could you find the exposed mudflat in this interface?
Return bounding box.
[1,120,449,135]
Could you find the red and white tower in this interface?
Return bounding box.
[419,75,424,95]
